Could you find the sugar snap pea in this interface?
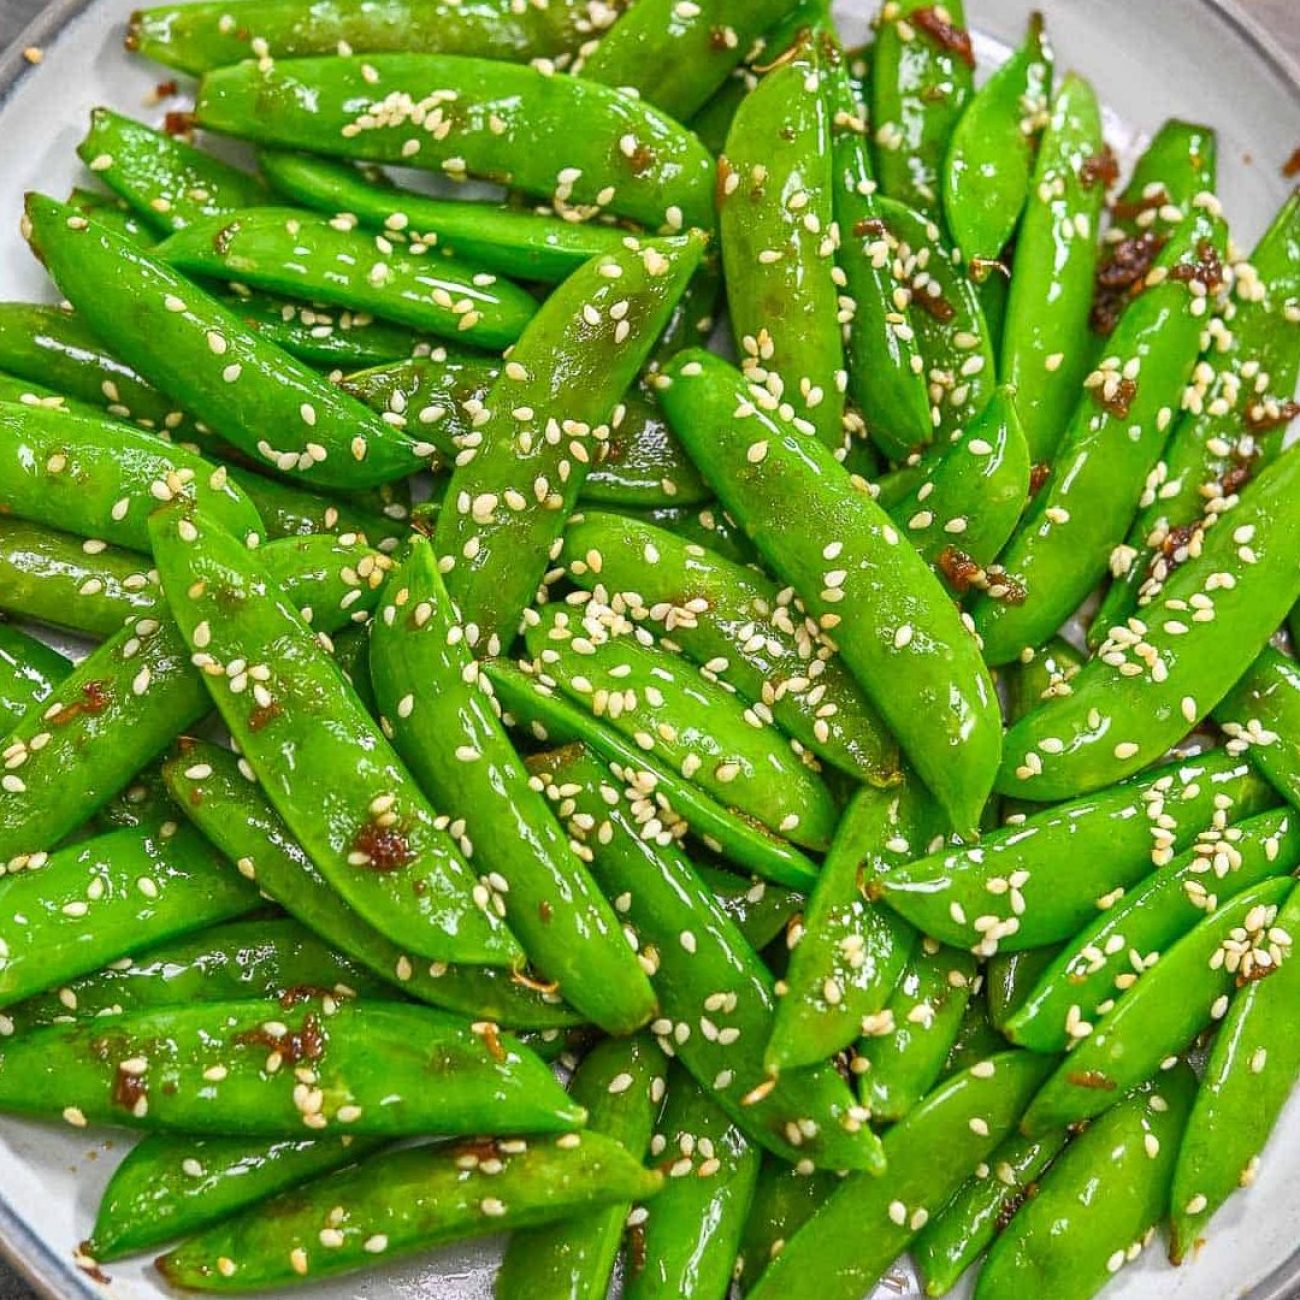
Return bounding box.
[195,56,716,232]
[67,187,155,245]
[497,1034,666,1300]
[158,1128,660,1291]
[228,470,409,550]
[942,12,1052,262]
[720,36,847,453]
[986,946,1059,1030]
[580,392,712,507]
[1020,876,1292,1135]
[435,233,706,649]
[747,1051,1053,1300]
[1169,880,1300,1262]
[736,1158,835,1294]
[699,867,804,954]
[370,537,656,1033]
[162,741,580,1028]
[559,509,899,785]
[532,744,883,1173]
[609,502,760,567]
[1216,647,1300,814]
[89,1132,385,1262]
[149,505,518,966]
[0,622,70,732]
[1001,448,1300,799]
[1002,634,1085,724]
[157,208,539,350]
[999,72,1106,463]
[625,1066,760,1300]
[527,601,838,850]
[658,348,1001,839]
[0,997,584,1137]
[977,1066,1197,1300]
[766,780,935,1071]
[25,194,427,490]
[870,0,975,223]
[128,0,625,76]
[880,748,1276,955]
[973,194,1230,665]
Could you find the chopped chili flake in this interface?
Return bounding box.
[1094,376,1138,419]
[1091,232,1165,335]
[912,290,956,323]
[1168,239,1224,294]
[351,820,414,871]
[234,1012,325,1065]
[111,1069,147,1113]
[937,546,983,594]
[1080,146,1119,190]
[163,110,196,137]
[853,217,889,240]
[1282,147,1300,178]
[912,7,975,68]
[50,680,111,726]
[1244,398,1299,433]
[1029,462,1052,495]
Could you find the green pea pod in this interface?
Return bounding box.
[986,946,1060,1030]
[913,1125,1070,1297]
[974,196,1230,666]
[719,37,845,453]
[77,108,270,234]
[498,1034,666,1300]
[197,56,714,232]
[158,1127,661,1290]
[157,208,539,350]
[648,251,724,370]
[747,1051,1054,1300]
[259,149,630,285]
[691,75,749,159]
[527,603,839,851]
[856,941,976,1122]
[25,194,427,491]
[1216,647,1300,813]
[0,401,262,551]
[887,384,1030,579]
[559,509,900,784]
[977,1066,1197,1299]
[531,744,884,1174]
[1092,189,1300,639]
[581,390,712,508]
[0,622,70,731]
[942,13,1052,261]
[1004,806,1300,1053]
[827,52,932,462]
[1169,880,1300,1262]
[737,1158,836,1294]
[370,537,656,1032]
[89,1132,385,1262]
[0,823,258,1008]
[608,501,760,567]
[658,348,1001,840]
[128,0,624,75]
[941,991,1006,1077]
[626,1066,761,1300]
[229,471,409,551]
[68,187,156,244]
[999,73,1106,464]
[881,748,1276,955]
[871,0,974,223]
[767,780,935,1072]
[1001,450,1300,800]
[1021,877,1292,1135]
[0,518,159,640]
[487,658,820,889]
[1002,634,1085,724]
[436,233,707,649]
[162,742,579,1027]
[149,506,519,967]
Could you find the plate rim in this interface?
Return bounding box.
[0,0,1296,1297]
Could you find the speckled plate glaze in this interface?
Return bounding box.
[0,1,1296,1297]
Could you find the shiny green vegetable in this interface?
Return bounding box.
[699,868,803,953]
[0,622,70,731]
[1216,647,1300,814]
[229,471,409,550]
[1002,635,1085,725]
[986,947,1060,1031]
[736,1159,835,1295]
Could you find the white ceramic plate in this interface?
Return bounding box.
[0,1,1297,1296]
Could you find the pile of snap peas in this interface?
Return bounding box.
[0,0,1295,1295]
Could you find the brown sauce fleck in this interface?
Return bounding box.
[912,7,975,67]
[234,1012,325,1066]
[715,156,734,210]
[214,219,241,258]
[708,24,731,50]
[995,1189,1029,1232]
[1066,1069,1116,1091]
[1094,376,1138,420]
[1080,146,1119,191]
[1245,398,1299,433]
[247,700,282,732]
[154,79,178,100]
[854,217,888,239]
[912,289,956,323]
[351,821,414,871]
[50,680,111,726]
[279,985,345,1010]
[1282,147,1300,178]
[1029,462,1052,496]
[163,110,195,138]
[112,1069,147,1113]
[626,1221,648,1277]
[475,1022,507,1062]
[1111,187,1168,224]
[75,1252,110,1286]
[1091,232,1166,335]
[937,547,983,594]
[1168,239,1225,294]
[626,142,657,177]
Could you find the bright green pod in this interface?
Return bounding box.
[985,947,1060,1031]
[942,13,1053,261]
[25,194,427,491]
[691,73,750,159]
[977,1067,1198,1299]
[625,1067,761,1300]
[747,1052,1054,1300]
[89,1132,385,1262]
[370,537,656,1033]
[498,1034,666,1300]
[720,36,846,452]
[1169,880,1300,1262]
[1021,878,1292,1135]
[67,187,156,244]
[436,233,707,648]
[699,867,804,953]
[531,743,885,1174]
[871,0,974,223]
[941,993,1007,1077]
[1004,806,1300,1053]
[0,622,70,731]
[1001,449,1300,799]
[975,196,1230,666]
[1215,647,1300,814]
[658,348,1001,839]
[881,748,1276,954]
[736,1158,836,1295]
[162,742,580,1028]
[196,55,715,232]
[526,601,839,851]
[1001,635,1085,724]
[228,470,409,551]
[560,509,899,784]
[157,208,539,350]
[606,501,759,567]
